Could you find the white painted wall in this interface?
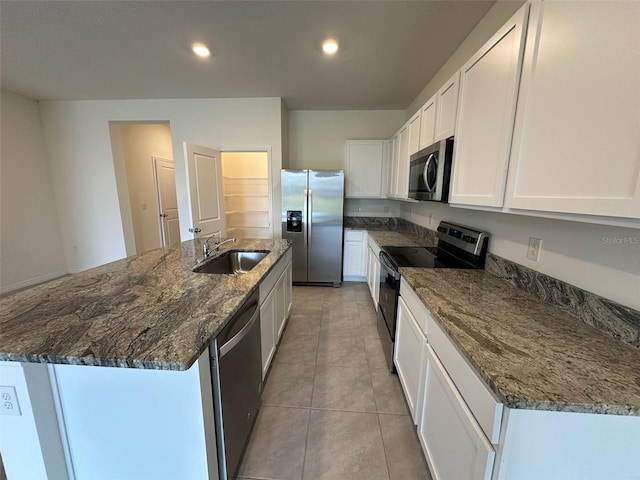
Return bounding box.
[401,202,640,310]
[222,151,268,178]
[38,98,283,273]
[0,90,67,293]
[288,110,405,170]
[118,123,174,255]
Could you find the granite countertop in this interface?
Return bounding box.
[400,268,640,416]
[0,238,292,371]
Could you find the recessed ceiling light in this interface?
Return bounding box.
[322,39,339,55]
[192,43,210,58]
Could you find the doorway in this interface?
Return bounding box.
[109,122,179,256]
[221,151,271,239]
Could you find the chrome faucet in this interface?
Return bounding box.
[202,236,236,259]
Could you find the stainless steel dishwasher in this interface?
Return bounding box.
[210,289,262,480]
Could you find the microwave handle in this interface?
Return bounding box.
[423,154,437,193]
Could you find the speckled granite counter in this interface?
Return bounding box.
[400,268,640,416]
[0,239,291,371]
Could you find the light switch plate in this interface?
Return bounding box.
[0,386,21,416]
[527,237,542,262]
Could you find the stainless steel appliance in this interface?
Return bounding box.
[408,137,454,202]
[210,290,262,480]
[281,169,344,286]
[377,221,488,371]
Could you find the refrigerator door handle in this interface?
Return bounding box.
[303,188,309,249]
[307,189,312,248]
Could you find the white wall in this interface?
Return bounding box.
[288,110,405,170]
[0,90,67,293]
[118,123,174,255]
[401,202,640,311]
[39,98,283,273]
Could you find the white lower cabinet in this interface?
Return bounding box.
[365,245,380,310]
[343,229,367,281]
[259,252,292,379]
[394,296,428,424]
[419,345,495,480]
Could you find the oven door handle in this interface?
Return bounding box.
[379,251,401,279]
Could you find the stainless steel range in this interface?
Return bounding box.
[377,221,489,372]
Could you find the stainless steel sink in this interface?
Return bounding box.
[194,250,270,274]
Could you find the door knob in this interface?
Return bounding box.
[160,214,168,218]
[189,227,202,233]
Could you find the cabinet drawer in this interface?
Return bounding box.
[428,316,503,443]
[344,229,366,242]
[400,279,430,335]
[420,345,495,480]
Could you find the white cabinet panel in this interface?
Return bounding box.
[343,230,366,280]
[260,288,276,380]
[394,297,428,424]
[408,110,422,156]
[344,140,385,198]
[505,0,640,219]
[366,245,380,310]
[419,346,495,480]
[388,134,399,198]
[275,268,287,341]
[434,71,460,141]
[419,96,437,150]
[396,123,410,199]
[449,5,529,207]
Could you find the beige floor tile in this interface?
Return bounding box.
[274,334,318,365]
[379,414,431,480]
[365,336,391,370]
[303,410,390,480]
[312,365,376,412]
[237,406,309,480]
[316,336,368,367]
[262,363,315,408]
[370,368,411,415]
[283,312,322,337]
[319,315,364,337]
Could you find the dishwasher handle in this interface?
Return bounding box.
[219,303,260,358]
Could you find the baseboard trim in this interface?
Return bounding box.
[1,270,68,295]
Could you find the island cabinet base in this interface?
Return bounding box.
[493,408,640,480]
[0,351,219,480]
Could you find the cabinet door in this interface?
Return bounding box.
[419,346,495,480]
[408,110,422,156]
[260,289,276,380]
[505,0,640,219]
[394,297,428,424]
[284,260,292,318]
[434,71,460,141]
[388,134,399,198]
[275,269,287,341]
[396,123,410,199]
[449,5,529,207]
[420,96,437,150]
[344,140,385,198]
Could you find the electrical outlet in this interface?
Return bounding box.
[0,386,21,416]
[527,237,542,262]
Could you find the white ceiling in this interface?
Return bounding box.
[0,0,495,110]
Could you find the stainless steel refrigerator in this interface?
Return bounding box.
[281,170,344,286]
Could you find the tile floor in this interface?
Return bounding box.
[236,283,432,480]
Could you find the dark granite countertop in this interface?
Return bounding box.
[400,268,640,416]
[0,238,292,371]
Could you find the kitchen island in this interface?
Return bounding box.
[0,238,292,480]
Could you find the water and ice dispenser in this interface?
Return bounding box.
[286,210,303,233]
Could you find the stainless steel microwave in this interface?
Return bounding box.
[408,137,454,202]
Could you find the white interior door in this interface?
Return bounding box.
[184,143,225,239]
[154,158,180,248]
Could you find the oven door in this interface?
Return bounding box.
[378,252,400,338]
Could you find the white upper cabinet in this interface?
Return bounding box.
[434,71,460,141]
[408,110,422,156]
[449,5,529,207]
[388,133,399,198]
[420,96,437,150]
[396,122,410,199]
[344,140,385,198]
[505,0,640,219]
